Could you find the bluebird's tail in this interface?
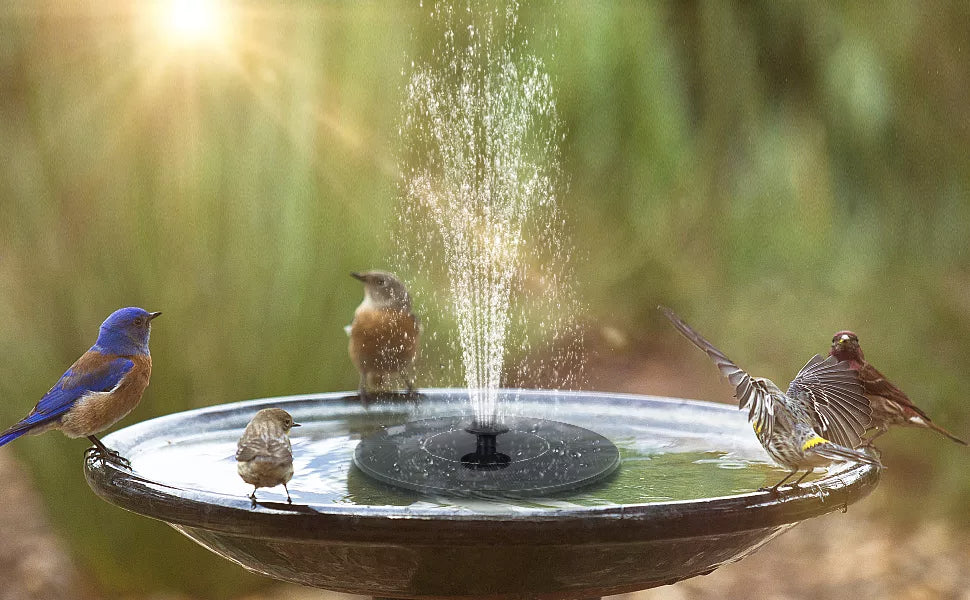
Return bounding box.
[812,441,881,467]
[0,416,47,447]
[0,425,31,447]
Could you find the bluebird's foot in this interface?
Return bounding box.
[85,446,131,469]
[86,435,131,469]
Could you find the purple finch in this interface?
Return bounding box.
[830,331,966,445]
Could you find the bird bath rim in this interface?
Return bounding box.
[84,389,880,545]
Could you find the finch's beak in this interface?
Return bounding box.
[292,423,301,427]
[148,311,162,320]
[351,272,366,282]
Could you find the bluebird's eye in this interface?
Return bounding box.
[134,317,146,327]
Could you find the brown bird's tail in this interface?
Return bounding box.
[919,418,968,446]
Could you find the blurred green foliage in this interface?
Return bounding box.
[0,0,968,597]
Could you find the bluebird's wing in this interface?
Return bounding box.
[0,351,134,446]
[659,306,775,435]
[787,354,871,449]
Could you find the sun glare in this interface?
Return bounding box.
[158,0,228,47]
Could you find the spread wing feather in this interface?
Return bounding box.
[660,306,774,437]
[787,355,871,448]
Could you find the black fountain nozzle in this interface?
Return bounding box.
[461,422,511,470]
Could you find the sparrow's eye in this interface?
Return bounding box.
[376,278,386,286]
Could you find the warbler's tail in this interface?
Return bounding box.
[812,441,882,467]
[919,418,968,446]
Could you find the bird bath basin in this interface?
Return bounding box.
[84,389,879,599]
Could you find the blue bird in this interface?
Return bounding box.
[0,307,161,467]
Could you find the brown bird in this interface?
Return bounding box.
[236,408,300,505]
[830,331,966,445]
[347,271,420,402]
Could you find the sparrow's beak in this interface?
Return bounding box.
[148,311,162,320]
[351,272,366,282]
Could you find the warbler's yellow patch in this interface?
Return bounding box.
[752,421,762,435]
[802,435,828,451]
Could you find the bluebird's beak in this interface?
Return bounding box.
[148,311,162,321]
[351,272,366,282]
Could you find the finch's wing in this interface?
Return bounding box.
[659,306,775,434]
[857,362,930,418]
[787,355,871,448]
[8,351,134,434]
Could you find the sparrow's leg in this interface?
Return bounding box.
[358,371,372,407]
[402,370,420,400]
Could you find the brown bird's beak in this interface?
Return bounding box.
[148,311,162,320]
[291,422,301,427]
[351,272,366,282]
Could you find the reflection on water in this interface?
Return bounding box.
[125,399,810,510]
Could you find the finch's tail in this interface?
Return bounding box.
[916,418,968,446]
[811,441,882,467]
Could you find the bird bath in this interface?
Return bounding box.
[84,389,879,599]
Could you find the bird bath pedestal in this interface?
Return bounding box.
[84,390,879,599]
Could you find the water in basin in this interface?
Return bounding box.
[124,393,819,511]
